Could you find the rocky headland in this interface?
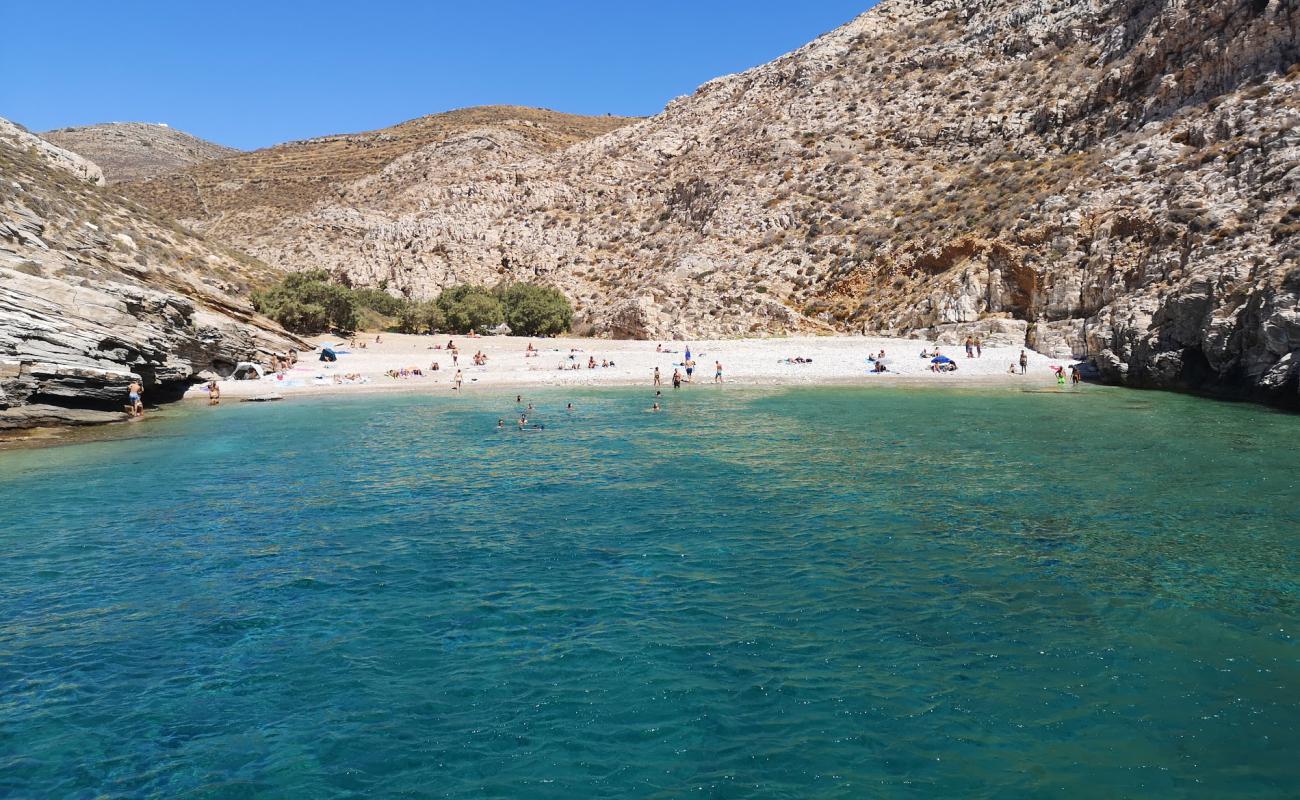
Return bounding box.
[0,118,303,430]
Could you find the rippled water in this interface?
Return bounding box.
[1,386,1297,798]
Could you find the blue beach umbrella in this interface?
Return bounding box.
[931,355,953,364]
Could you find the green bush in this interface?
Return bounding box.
[251,274,574,337]
[435,285,504,333]
[353,287,407,317]
[396,301,446,335]
[252,270,358,333]
[498,283,573,336]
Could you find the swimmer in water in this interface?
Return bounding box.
[516,394,522,404]
[497,419,505,430]
[651,402,661,412]
[566,403,573,411]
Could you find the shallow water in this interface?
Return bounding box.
[1,386,1297,798]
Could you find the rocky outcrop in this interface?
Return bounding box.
[0,116,302,430]
[123,0,1299,408]
[41,122,236,183]
[1,119,104,185]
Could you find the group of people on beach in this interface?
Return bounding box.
[650,344,721,387]
[386,366,426,379]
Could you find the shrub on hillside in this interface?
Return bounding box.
[252,270,358,333]
[497,283,573,336]
[435,285,504,333]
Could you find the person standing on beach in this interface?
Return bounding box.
[974,337,982,358]
[714,360,723,383]
[207,379,221,406]
[454,369,463,391]
[965,336,975,358]
[1070,365,1082,385]
[127,381,144,417]
[685,359,695,383]
[653,366,661,387]
[1018,350,1028,375]
[672,369,682,389]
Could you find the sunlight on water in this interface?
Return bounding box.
[1,386,1297,798]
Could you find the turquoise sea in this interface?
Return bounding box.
[1,385,1297,798]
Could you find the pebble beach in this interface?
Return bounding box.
[188,334,1078,401]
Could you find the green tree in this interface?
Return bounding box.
[251,270,358,333]
[396,300,446,334]
[353,287,407,317]
[498,283,573,336]
[435,285,504,333]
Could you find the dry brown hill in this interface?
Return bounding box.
[41,122,237,183]
[120,106,635,246]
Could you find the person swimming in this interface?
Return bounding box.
[651,402,661,412]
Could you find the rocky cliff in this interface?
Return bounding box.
[127,0,1299,408]
[42,122,237,183]
[0,118,302,430]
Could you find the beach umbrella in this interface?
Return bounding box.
[931,355,953,364]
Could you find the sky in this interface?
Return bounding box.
[3,0,876,151]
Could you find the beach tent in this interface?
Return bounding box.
[231,362,266,380]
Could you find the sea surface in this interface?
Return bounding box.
[1,385,1297,799]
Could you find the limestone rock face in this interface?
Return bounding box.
[127,0,1299,407]
[0,116,302,429]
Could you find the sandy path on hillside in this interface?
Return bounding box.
[185,334,1078,401]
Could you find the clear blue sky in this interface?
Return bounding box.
[3,0,876,150]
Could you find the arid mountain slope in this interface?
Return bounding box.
[120,106,635,251]
[42,122,236,183]
[124,0,1298,407]
[0,118,300,429]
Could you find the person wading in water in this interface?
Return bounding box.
[127,380,144,417]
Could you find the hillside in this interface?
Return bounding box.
[41,122,237,183]
[121,0,1298,407]
[119,106,636,250]
[0,117,300,429]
